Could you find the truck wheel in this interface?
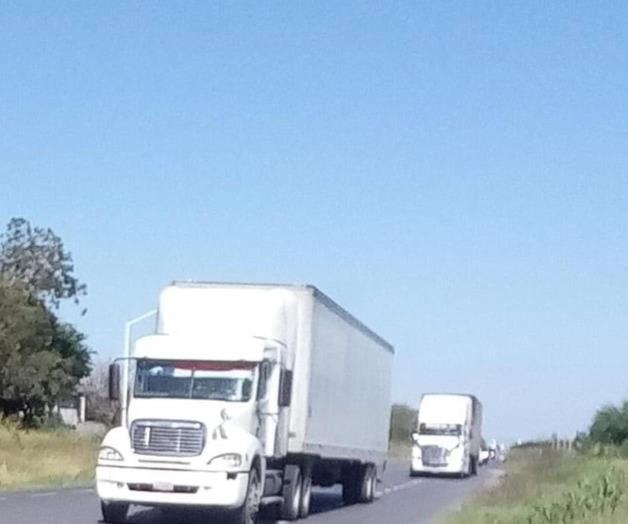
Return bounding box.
[299,468,313,518]
[231,468,262,524]
[358,464,376,503]
[280,465,302,521]
[100,500,128,523]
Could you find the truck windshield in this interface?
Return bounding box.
[134,359,255,402]
[419,423,462,436]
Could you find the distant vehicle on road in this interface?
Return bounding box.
[479,439,490,466]
[96,282,394,523]
[410,393,483,478]
[488,439,498,461]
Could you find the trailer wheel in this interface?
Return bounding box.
[299,468,313,518]
[100,500,128,523]
[280,465,302,521]
[358,464,376,503]
[231,468,261,524]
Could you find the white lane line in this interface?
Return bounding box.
[30,492,57,498]
[379,478,422,497]
[73,488,95,494]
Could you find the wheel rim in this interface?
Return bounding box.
[301,476,312,515]
[292,474,302,515]
[368,470,375,500]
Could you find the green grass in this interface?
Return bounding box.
[0,422,99,490]
[447,448,628,524]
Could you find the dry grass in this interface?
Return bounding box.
[0,422,99,490]
[447,448,628,524]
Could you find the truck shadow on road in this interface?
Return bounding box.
[118,490,346,524]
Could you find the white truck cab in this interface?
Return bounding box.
[410,393,482,478]
[96,282,393,524]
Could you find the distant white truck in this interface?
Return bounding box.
[410,393,482,477]
[96,282,394,523]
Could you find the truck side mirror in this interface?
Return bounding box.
[278,369,293,408]
[109,362,121,401]
[411,431,420,444]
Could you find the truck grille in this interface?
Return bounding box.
[421,445,448,466]
[131,420,205,457]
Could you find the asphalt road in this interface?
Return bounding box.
[0,462,502,524]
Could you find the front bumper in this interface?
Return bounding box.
[96,465,249,508]
[410,458,465,475]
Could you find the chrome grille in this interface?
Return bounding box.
[421,445,448,466]
[131,420,205,457]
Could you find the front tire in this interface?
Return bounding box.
[231,468,262,524]
[100,501,128,524]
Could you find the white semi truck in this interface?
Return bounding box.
[410,393,482,477]
[97,282,394,523]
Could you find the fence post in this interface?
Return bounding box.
[79,395,86,423]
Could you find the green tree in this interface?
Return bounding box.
[389,403,418,443]
[0,218,92,425]
[0,280,93,424]
[0,217,86,309]
[589,402,628,446]
[0,280,54,419]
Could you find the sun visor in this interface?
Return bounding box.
[133,334,266,363]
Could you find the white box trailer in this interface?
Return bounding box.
[96,282,394,524]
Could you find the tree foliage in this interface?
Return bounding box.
[0,217,86,309]
[589,401,628,446]
[0,218,92,425]
[389,403,418,443]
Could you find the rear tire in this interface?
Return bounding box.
[359,465,376,503]
[100,501,128,524]
[299,467,313,518]
[280,465,302,521]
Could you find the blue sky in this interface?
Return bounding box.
[1,2,627,442]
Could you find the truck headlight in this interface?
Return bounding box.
[208,453,242,468]
[98,446,124,462]
[412,445,422,459]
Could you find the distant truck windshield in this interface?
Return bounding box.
[134,359,255,402]
[419,423,462,436]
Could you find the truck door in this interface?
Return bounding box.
[256,359,281,457]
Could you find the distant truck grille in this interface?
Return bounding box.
[131,420,205,457]
[421,445,448,466]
